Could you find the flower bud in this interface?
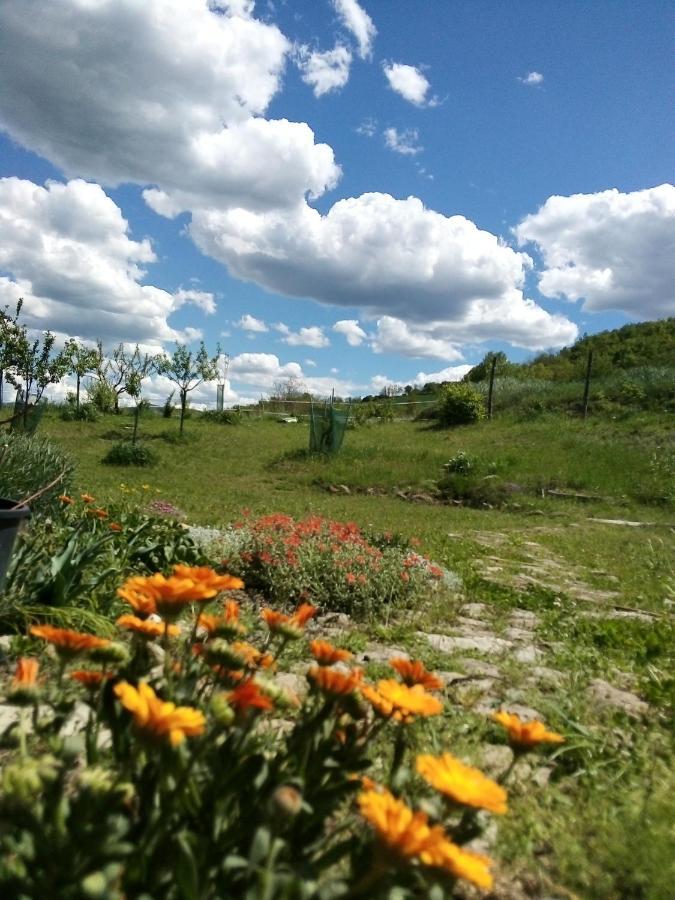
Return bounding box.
[1,755,59,806]
[268,784,303,821]
[88,642,129,665]
[210,693,235,726]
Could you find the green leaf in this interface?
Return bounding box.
[174,831,200,900]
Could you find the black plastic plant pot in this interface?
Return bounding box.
[0,498,30,591]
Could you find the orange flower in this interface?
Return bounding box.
[117,573,222,619]
[307,665,363,696]
[362,679,443,723]
[228,678,274,714]
[116,615,181,639]
[58,494,74,505]
[492,711,565,749]
[109,522,122,533]
[390,658,443,691]
[416,753,507,815]
[172,565,244,593]
[358,788,493,889]
[223,599,241,621]
[11,657,39,689]
[197,611,245,639]
[30,624,110,658]
[80,493,95,503]
[261,603,317,638]
[86,506,108,520]
[425,840,494,890]
[114,681,205,746]
[309,639,353,666]
[71,670,112,688]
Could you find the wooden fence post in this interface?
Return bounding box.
[487,356,497,420]
[582,350,593,419]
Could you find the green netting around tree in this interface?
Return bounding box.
[309,402,350,454]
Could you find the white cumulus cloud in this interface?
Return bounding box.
[412,365,473,385]
[0,177,201,346]
[383,127,423,156]
[0,0,340,215]
[333,319,367,346]
[515,184,675,318]
[296,44,352,97]
[237,313,269,332]
[383,63,435,106]
[519,71,544,85]
[371,317,463,360]
[332,0,376,59]
[274,323,330,348]
[190,192,577,350]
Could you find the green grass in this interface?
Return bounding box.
[30,407,675,897]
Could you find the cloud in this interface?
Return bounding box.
[304,358,317,367]
[519,71,544,85]
[371,317,463,360]
[274,323,330,348]
[0,0,340,215]
[383,127,423,156]
[190,192,578,350]
[173,288,216,314]
[515,184,675,318]
[383,63,436,106]
[0,177,201,346]
[333,319,367,346]
[356,117,378,137]
[332,0,376,59]
[296,44,352,97]
[236,313,269,332]
[412,365,473,385]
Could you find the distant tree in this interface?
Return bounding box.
[270,375,307,401]
[123,346,158,444]
[156,342,219,436]
[63,339,102,411]
[465,351,512,383]
[94,341,135,413]
[0,299,69,426]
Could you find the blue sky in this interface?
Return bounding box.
[0,0,672,405]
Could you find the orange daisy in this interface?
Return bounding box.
[71,670,112,688]
[390,658,443,691]
[11,657,39,689]
[362,679,443,723]
[261,603,317,638]
[114,681,205,746]
[309,639,353,666]
[109,522,122,533]
[416,753,508,815]
[307,665,363,696]
[492,711,565,749]
[80,493,95,503]
[117,573,220,619]
[228,678,274,715]
[30,624,110,658]
[86,506,108,520]
[116,615,181,639]
[58,494,74,505]
[172,565,244,593]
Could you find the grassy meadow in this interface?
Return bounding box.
[23,408,675,896]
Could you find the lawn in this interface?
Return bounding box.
[11,409,675,897]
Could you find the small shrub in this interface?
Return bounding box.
[87,379,117,414]
[162,391,175,418]
[201,409,242,425]
[438,383,486,426]
[0,434,74,512]
[60,395,99,422]
[443,450,475,475]
[222,513,443,618]
[102,441,158,467]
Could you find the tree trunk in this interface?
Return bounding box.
[132,405,139,444]
[76,373,81,411]
[180,390,187,436]
[114,394,120,414]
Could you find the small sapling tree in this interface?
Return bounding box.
[157,342,219,435]
[123,346,158,444]
[94,341,135,414]
[63,339,101,411]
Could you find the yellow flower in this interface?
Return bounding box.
[492,711,565,749]
[389,657,443,691]
[116,615,181,639]
[362,679,443,722]
[416,753,508,814]
[114,681,205,746]
[30,625,110,658]
[358,788,446,862]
